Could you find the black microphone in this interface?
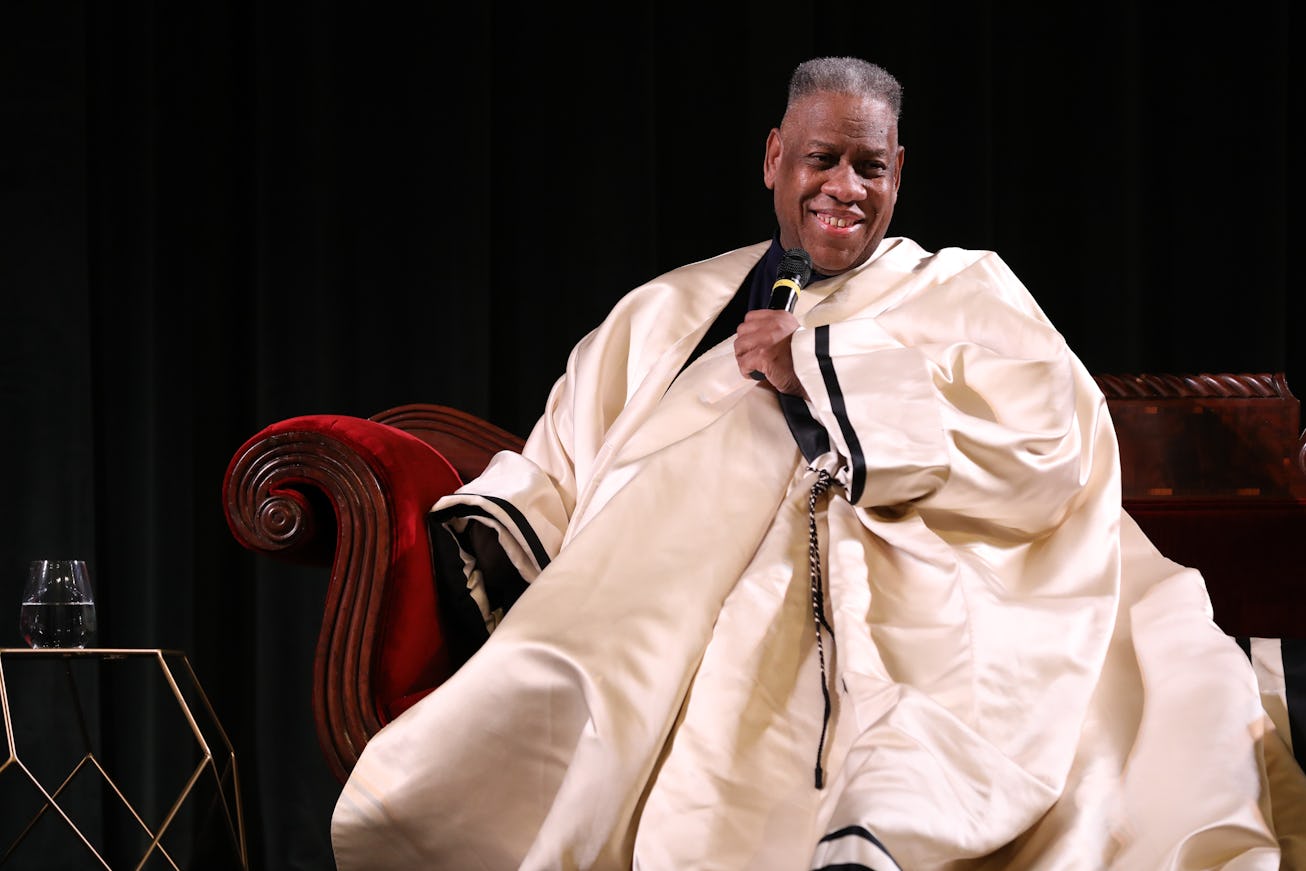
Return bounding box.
[767,247,813,312]
[749,248,813,381]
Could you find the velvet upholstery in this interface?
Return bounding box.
[223,407,522,781]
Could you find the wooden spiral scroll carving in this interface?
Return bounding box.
[225,428,391,781]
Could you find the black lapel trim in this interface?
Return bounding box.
[779,392,830,462]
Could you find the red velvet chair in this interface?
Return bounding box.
[222,406,522,782]
[222,374,1306,783]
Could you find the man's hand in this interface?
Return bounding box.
[734,309,807,397]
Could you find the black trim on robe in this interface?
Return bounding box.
[426,500,543,668]
[427,519,493,669]
[811,823,903,871]
[814,325,867,503]
[780,392,831,462]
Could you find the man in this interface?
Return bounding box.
[331,57,1297,869]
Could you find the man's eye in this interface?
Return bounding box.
[808,154,835,166]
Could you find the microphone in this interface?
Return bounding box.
[767,247,813,312]
[749,247,813,381]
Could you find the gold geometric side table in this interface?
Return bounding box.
[0,648,247,869]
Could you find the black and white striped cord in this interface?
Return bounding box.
[808,468,835,789]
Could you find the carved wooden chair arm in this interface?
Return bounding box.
[222,409,492,781]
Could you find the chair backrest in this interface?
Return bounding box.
[370,404,524,481]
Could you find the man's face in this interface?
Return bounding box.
[763,91,904,276]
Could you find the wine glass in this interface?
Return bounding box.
[19,559,98,648]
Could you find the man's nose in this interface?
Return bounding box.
[821,163,866,203]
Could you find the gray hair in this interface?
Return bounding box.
[787,57,903,120]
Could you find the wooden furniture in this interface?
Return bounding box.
[221,373,1306,783]
[1098,372,1306,639]
[223,407,523,782]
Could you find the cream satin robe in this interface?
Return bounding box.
[332,238,1304,870]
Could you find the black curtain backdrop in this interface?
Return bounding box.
[0,2,1294,868]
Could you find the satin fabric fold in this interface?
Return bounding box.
[331,238,1299,870]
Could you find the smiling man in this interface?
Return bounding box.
[736,66,903,398]
[767,71,903,274]
[330,58,1293,870]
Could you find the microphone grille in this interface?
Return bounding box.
[779,248,813,285]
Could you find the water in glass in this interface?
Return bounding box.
[20,559,97,648]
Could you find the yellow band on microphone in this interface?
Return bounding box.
[772,278,802,295]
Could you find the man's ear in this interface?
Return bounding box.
[893,145,905,195]
[762,128,782,190]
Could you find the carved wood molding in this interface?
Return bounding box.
[370,403,525,481]
[1095,371,1306,495]
[1093,372,1290,399]
[224,429,389,782]
[371,403,524,448]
